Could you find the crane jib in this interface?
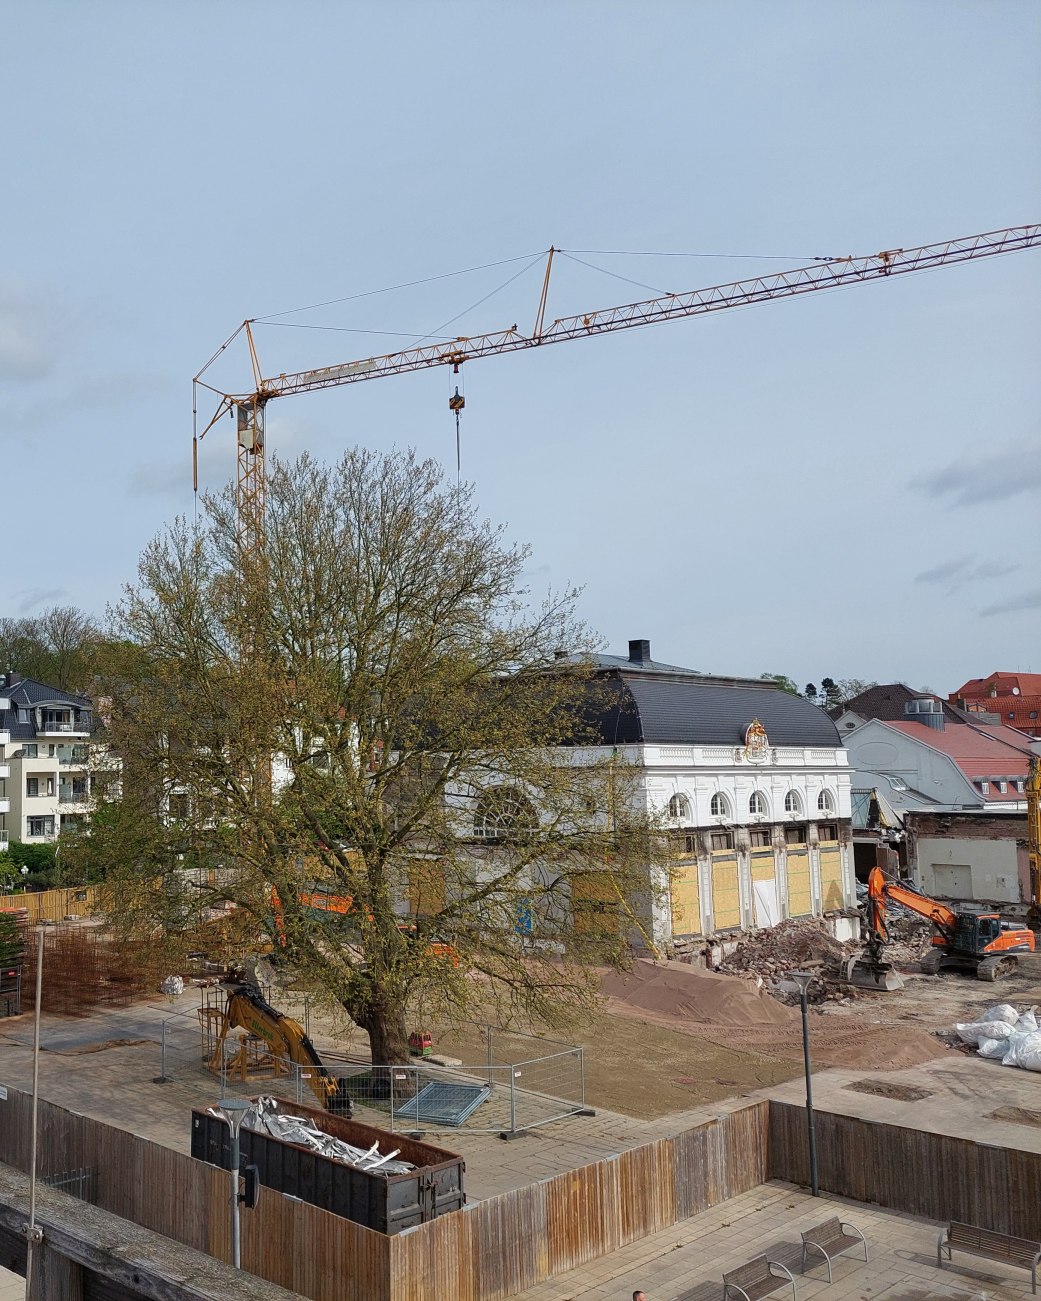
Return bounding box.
[235,223,1041,404]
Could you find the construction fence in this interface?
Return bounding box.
[0,885,98,925]
[155,993,589,1138]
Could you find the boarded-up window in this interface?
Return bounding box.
[572,872,621,937]
[670,863,701,936]
[819,846,844,912]
[710,853,741,929]
[786,850,812,917]
[407,861,446,916]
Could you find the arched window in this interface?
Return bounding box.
[710,792,731,819]
[784,790,802,815]
[473,787,537,842]
[817,789,835,813]
[667,793,692,822]
[749,791,768,816]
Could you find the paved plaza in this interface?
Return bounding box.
[512,1181,1034,1301]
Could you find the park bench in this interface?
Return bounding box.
[937,1221,1041,1294]
[722,1255,797,1301]
[800,1215,869,1281]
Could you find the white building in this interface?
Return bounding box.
[576,642,854,951]
[0,673,95,849]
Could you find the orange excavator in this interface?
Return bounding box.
[849,867,1036,990]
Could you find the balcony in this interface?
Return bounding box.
[0,799,9,815]
[59,788,88,805]
[0,731,9,746]
[36,720,90,737]
[0,764,8,780]
[59,751,90,766]
[0,831,7,851]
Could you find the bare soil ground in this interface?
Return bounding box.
[432,1014,803,1117]
[428,960,1041,1121]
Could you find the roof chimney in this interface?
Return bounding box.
[628,639,651,666]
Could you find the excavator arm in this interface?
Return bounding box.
[866,867,959,943]
[218,983,352,1115]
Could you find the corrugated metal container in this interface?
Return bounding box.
[190,1099,464,1235]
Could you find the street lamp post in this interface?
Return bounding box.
[210,1097,251,1267]
[790,970,819,1197]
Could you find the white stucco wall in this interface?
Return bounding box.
[916,836,1021,903]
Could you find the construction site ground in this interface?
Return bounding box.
[0,947,1039,1201]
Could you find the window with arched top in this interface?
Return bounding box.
[816,789,835,813]
[784,790,802,815]
[667,793,692,822]
[710,792,731,819]
[473,787,537,842]
[748,791,768,816]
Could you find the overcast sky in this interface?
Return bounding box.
[3,1,1039,693]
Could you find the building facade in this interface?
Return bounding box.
[843,711,1034,907]
[0,674,95,849]
[571,641,855,952]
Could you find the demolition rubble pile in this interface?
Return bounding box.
[715,918,850,1001]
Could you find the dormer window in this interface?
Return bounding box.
[977,780,990,794]
[996,780,1008,794]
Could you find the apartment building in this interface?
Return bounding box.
[0,673,94,849]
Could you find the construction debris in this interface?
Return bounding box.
[715,918,850,1002]
[240,1096,415,1174]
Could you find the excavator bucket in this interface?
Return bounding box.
[843,956,905,992]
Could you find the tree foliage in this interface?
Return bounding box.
[0,607,101,693]
[96,449,665,1063]
[759,673,799,696]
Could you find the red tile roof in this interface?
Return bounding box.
[954,672,1041,698]
[885,720,1031,799]
[960,696,1041,735]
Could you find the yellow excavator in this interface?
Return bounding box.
[207,981,352,1115]
[1028,755,1041,934]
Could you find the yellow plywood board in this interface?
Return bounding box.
[710,853,741,930]
[572,871,621,935]
[819,846,845,912]
[786,850,812,917]
[670,863,702,936]
[750,851,775,882]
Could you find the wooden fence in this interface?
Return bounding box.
[0,1086,769,1300]
[389,1102,770,1301]
[0,885,99,923]
[768,1100,1041,1239]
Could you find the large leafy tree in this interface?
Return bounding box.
[96,448,663,1063]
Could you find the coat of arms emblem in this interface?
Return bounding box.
[744,718,769,763]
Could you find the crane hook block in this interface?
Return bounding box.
[449,387,465,412]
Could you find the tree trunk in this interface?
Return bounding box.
[356,1000,412,1066]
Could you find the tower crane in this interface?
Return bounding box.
[194,223,1040,557]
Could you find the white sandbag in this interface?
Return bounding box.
[976,1037,1009,1059]
[1016,1007,1038,1032]
[1001,1030,1041,1070]
[980,1003,1019,1024]
[954,1020,1017,1045]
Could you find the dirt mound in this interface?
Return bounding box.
[602,959,796,1028]
[817,1027,949,1070]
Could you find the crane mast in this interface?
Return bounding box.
[195,223,1041,559]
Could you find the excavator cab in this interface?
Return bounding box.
[951,913,1001,955]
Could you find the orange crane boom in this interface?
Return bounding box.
[195,223,1040,556]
